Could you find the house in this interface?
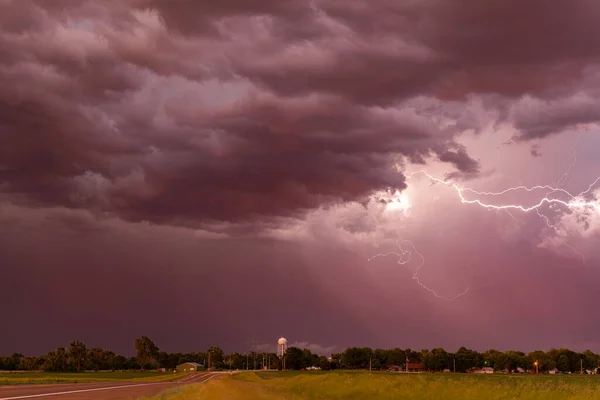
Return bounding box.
[548,368,560,374]
[388,365,402,372]
[473,367,494,374]
[516,367,526,373]
[177,362,202,373]
[405,363,425,372]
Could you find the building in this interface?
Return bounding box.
[548,368,560,374]
[177,362,202,373]
[405,363,425,372]
[473,367,494,374]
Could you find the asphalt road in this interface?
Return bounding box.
[0,372,222,400]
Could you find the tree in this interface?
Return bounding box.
[285,347,305,370]
[206,346,224,369]
[108,354,127,371]
[17,356,40,371]
[528,350,554,372]
[44,348,68,372]
[405,349,421,363]
[318,356,331,370]
[373,349,389,369]
[86,348,113,371]
[386,348,406,368]
[493,352,509,372]
[124,357,140,370]
[302,348,318,368]
[0,354,20,371]
[135,336,159,370]
[427,348,450,371]
[228,352,244,370]
[68,341,87,372]
[557,354,570,372]
[582,350,599,372]
[342,347,373,369]
[454,347,481,372]
[482,349,503,370]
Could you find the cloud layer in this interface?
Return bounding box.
[3,0,599,226]
[1,0,600,355]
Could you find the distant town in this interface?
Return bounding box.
[1,336,598,375]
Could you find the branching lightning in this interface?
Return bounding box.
[368,239,471,301]
[408,170,600,213]
[555,133,581,189]
[369,136,599,300]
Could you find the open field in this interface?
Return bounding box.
[143,371,600,400]
[0,371,183,386]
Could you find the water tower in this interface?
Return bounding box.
[277,337,287,370]
[277,337,287,357]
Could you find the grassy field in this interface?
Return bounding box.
[0,371,184,385]
[142,370,600,400]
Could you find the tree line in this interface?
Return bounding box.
[1,337,599,374]
[329,347,600,373]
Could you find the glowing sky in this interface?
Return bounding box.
[1,0,600,356]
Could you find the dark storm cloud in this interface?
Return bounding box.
[512,90,600,140]
[3,0,600,360]
[0,0,477,225]
[133,0,316,38]
[436,148,480,175]
[179,0,600,104]
[1,0,600,226]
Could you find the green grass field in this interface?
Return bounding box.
[0,371,184,385]
[142,371,600,400]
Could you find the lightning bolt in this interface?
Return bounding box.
[407,169,598,265]
[406,171,600,213]
[368,239,471,301]
[370,138,598,300]
[555,133,581,189]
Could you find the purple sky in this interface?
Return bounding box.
[1,0,600,357]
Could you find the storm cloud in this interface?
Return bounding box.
[1,0,600,355]
[5,0,600,224]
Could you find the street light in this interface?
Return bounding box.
[534,360,538,375]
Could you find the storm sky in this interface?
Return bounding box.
[2,0,600,356]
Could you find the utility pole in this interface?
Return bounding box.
[406,355,409,373]
[369,357,372,371]
[246,354,249,370]
[254,353,256,371]
[453,358,456,374]
[581,359,583,375]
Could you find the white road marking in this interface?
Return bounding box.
[0,382,166,400]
